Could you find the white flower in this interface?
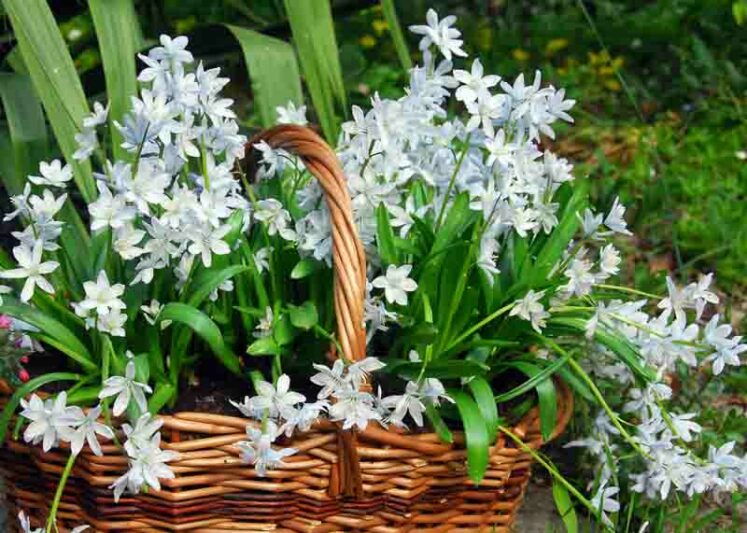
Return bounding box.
[236,421,297,476]
[18,511,44,533]
[669,412,702,442]
[590,481,620,527]
[251,374,306,420]
[465,91,508,137]
[76,270,126,316]
[383,381,426,427]
[19,392,78,452]
[122,413,164,456]
[83,101,110,128]
[276,101,308,125]
[509,289,550,333]
[149,34,193,66]
[578,208,604,238]
[62,404,115,456]
[253,306,274,338]
[279,401,328,437]
[598,244,621,278]
[96,308,127,337]
[603,196,632,235]
[561,254,596,297]
[371,264,418,306]
[29,160,73,188]
[254,199,297,241]
[99,358,153,416]
[346,357,386,390]
[187,224,231,267]
[254,141,286,178]
[110,430,178,502]
[453,59,500,104]
[113,224,146,260]
[73,127,98,160]
[0,243,59,302]
[328,389,381,430]
[691,272,719,319]
[409,9,467,61]
[88,181,135,232]
[310,359,349,399]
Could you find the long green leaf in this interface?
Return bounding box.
[2,0,95,202]
[380,0,412,71]
[0,372,80,442]
[185,264,250,308]
[376,203,398,267]
[512,361,557,441]
[467,376,499,443]
[283,0,347,141]
[552,479,579,533]
[450,389,489,484]
[425,402,453,444]
[89,0,139,160]
[159,303,242,377]
[494,352,571,403]
[0,72,47,194]
[227,25,304,127]
[0,299,95,372]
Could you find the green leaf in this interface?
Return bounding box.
[291,257,319,279]
[494,352,571,403]
[274,312,295,345]
[186,265,250,308]
[89,0,140,160]
[159,303,242,376]
[425,402,453,444]
[247,336,281,356]
[3,0,96,202]
[512,361,557,441]
[148,381,176,414]
[0,72,47,194]
[283,0,347,141]
[450,390,489,484]
[468,376,499,443]
[376,203,398,267]
[0,299,95,372]
[227,25,304,128]
[552,480,579,533]
[529,182,587,284]
[380,0,412,71]
[288,301,319,330]
[383,359,489,380]
[0,372,80,442]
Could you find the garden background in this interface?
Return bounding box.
[0,0,745,530]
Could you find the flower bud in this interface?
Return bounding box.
[18,369,30,383]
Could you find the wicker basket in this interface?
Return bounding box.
[1,125,572,532]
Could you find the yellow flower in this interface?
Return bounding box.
[545,38,569,56]
[512,48,530,62]
[372,19,388,35]
[604,78,622,92]
[359,35,376,49]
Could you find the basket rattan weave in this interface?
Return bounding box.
[1,125,572,532]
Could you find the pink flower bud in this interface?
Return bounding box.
[20,355,29,364]
[18,369,30,383]
[0,315,12,329]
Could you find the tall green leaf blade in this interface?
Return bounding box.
[0,299,96,372]
[380,0,412,71]
[185,264,250,308]
[467,376,499,443]
[0,72,47,194]
[2,0,95,202]
[283,0,347,141]
[227,25,304,127]
[552,480,579,533]
[159,303,242,376]
[89,0,139,160]
[450,389,489,484]
[512,361,557,441]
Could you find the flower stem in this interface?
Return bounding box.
[499,425,613,532]
[596,284,661,300]
[435,133,472,230]
[566,357,652,460]
[46,452,77,532]
[445,302,515,353]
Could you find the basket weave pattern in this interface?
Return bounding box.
[1,126,572,532]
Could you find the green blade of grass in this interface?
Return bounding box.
[283,0,347,141]
[2,0,95,202]
[450,389,489,484]
[227,24,304,127]
[89,0,140,160]
[380,0,412,71]
[0,72,47,195]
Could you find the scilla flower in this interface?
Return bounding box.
[236,421,297,476]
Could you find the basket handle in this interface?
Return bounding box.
[246,125,367,364]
